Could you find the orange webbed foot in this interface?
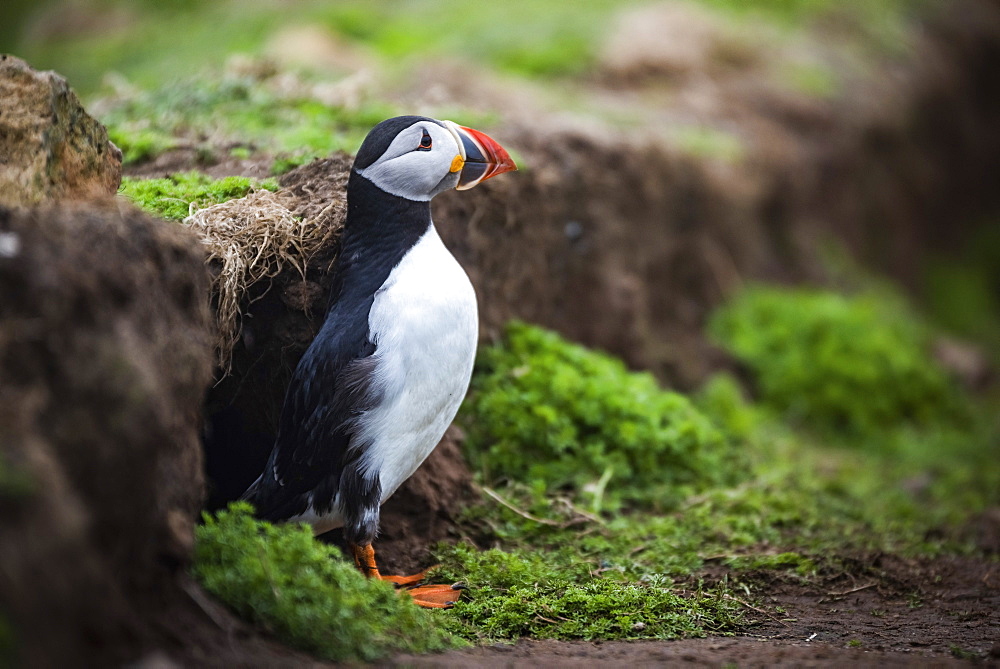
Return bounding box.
[377,565,435,586]
[351,544,463,608]
[405,583,464,609]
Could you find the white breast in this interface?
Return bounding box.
[351,224,478,503]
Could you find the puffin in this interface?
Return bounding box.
[243,116,516,608]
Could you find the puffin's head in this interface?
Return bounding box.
[353,115,516,201]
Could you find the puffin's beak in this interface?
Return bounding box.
[451,124,517,190]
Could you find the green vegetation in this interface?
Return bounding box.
[9,0,932,99]
[461,322,734,512]
[194,503,458,662]
[673,127,746,163]
[780,62,839,99]
[692,0,927,26]
[120,172,278,220]
[321,1,623,78]
[433,545,741,641]
[949,644,980,660]
[107,127,177,166]
[924,222,1000,356]
[98,72,401,166]
[710,285,963,437]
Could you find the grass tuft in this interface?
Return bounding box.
[193,503,459,662]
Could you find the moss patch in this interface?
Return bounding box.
[194,503,459,662]
[98,71,401,166]
[433,545,741,642]
[710,285,964,437]
[119,172,278,221]
[924,221,1000,356]
[460,322,734,512]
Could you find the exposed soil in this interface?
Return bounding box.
[744,555,1000,657]
[392,638,984,667]
[0,203,214,667]
[388,554,1000,666]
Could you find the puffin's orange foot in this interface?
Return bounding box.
[378,566,436,587]
[404,583,465,609]
[350,543,461,608]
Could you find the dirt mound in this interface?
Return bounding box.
[0,55,121,205]
[0,203,213,666]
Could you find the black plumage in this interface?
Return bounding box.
[243,153,433,545]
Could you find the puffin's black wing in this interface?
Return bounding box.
[243,298,379,522]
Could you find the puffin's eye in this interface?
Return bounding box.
[417,131,432,151]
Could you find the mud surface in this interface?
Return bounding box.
[0,203,214,667]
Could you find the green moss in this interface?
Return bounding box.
[673,127,745,163]
[436,307,995,646]
[460,322,733,512]
[923,221,1000,356]
[431,544,741,641]
[446,318,995,601]
[949,645,979,660]
[322,1,615,78]
[780,62,840,99]
[98,72,402,166]
[193,503,458,662]
[107,127,177,165]
[119,172,278,220]
[270,154,317,177]
[725,551,816,575]
[693,373,763,441]
[710,285,963,438]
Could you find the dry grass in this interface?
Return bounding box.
[184,187,343,369]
